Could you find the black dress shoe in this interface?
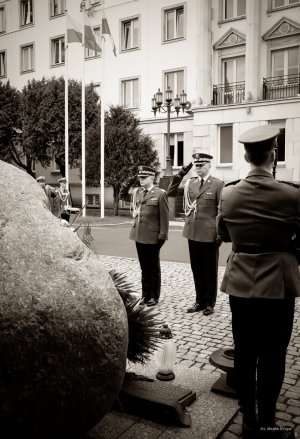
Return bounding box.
[242,424,258,439]
[147,299,158,307]
[187,303,203,313]
[203,306,214,316]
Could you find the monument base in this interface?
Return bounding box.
[210,373,238,398]
[117,375,196,427]
[209,348,237,398]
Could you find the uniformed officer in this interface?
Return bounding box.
[217,126,300,439]
[167,153,224,315]
[119,166,169,307]
[56,177,71,222]
[36,176,57,212]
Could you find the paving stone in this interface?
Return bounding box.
[276,412,292,422]
[284,391,300,400]
[286,406,300,416]
[287,399,300,407]
[219,432,238,439]
[228,422,242,435]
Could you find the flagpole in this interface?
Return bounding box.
[64,9,69,190]
[100,32,105,219]
[81,1,86,217]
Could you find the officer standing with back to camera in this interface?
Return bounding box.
[119,166,169,307]
[167,153,224,316]
[217,126,300,439]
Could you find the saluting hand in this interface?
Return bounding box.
[123,175,138,187]
[178,162,193,178]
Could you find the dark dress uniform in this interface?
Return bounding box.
[119,167,169,305]
[168,156,224,312]
[217,126,300,436]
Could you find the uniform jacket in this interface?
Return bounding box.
[119,185,169,244]
[217,169,300,299]
[167,174,224,242]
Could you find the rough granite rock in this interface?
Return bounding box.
[0,160,128,438]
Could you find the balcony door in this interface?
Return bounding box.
[272,47,299,77]
[269,47,300,98]
[222,56,245,103]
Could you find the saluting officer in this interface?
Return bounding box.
[167,153,224,315]
[36,176,57,212]
[217,125,300,439]
[119,166,169,307]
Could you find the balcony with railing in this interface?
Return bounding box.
[263,74,300,100]
[212,81,245,105]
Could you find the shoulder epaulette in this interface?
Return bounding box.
[225,179,241,187]
[278,180,300,189]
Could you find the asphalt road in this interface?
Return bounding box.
[89,223,232,266]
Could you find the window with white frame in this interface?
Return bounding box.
[167,133,184,167]
[219,125,233,165]
[121,17,140,51]
[271,47,299,77]
[163,5,184,42]
[50,0,65,17]
[222,56,245,103]
[21,44,34,72]
[0,6,5,33]
[222,0,246,20]
[87,194,100,207]
[223,56,245,83]
[269,120,286,162]
[89,83,101,101]
[51,36,65,66]
[164,69,184,97]
[0,50,6,77]
[272,0,299,8]
[85,26,101,58]
[20,0,34,26]
[121,78,139,109]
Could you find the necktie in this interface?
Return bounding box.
[200,178,204,189]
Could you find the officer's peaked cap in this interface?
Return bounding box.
[238,126,280,145]
[192,153,213,165]
[137,166,156,177]
[36,176,45,182]
[58,177,67,183]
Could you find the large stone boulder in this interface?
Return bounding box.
[0,161,128,438]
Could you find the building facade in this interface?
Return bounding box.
[1,0,300,209]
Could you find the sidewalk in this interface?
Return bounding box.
[94,255,300,439]
[71,213,184,228]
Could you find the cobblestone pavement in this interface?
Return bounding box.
[97,255,300,439]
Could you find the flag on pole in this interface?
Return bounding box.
[67,14,101,53]
[85,24,101,52]
[67,15,82,44]
[102,12,117,56]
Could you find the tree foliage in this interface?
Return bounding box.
[86,105,159,215]
[0,82,29,172]
[21,77,98,176]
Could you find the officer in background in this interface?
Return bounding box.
[36,176,57,212]
[56,177,71,222]
[119,166,169,307]
[217,126,299,439]
[167,153,224,315]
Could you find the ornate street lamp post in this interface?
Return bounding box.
[152,86,191,218]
